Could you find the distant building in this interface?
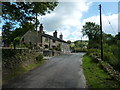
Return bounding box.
[20,24,70,54]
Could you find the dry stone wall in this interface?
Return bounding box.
[2,49,42,76]
[90,55,120,83]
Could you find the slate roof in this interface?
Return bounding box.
[43,34,69,44]
[21,30,70,44]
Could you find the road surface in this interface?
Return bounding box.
[3,53,87,88]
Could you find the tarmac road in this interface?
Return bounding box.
[3,53,87,88]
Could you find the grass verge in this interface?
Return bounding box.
[3,60,45,84]
[82,55,120,88]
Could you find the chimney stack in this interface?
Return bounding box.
[60,33,63,40]
[53,30,57,38]
[39,24,43,34]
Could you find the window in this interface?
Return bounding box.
[45,38,48,42]
[44,44,48,48]
[53,39,56,43]
[22,38,24,42]
[52,46,56,49]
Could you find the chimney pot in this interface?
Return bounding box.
[53,30,57,38]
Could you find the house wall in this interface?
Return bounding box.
[42,36,70,53]
[42,36,49,49]
[20,30,71,54]
[38,32,42,44]
[61,42,70,54]
[20,31,37,45]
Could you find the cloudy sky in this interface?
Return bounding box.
[0,0,119,41]
[37,1,118,41]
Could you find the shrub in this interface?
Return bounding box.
[49,48,54,51]
[25,43,30,48]
[36,53,43,62]
[103,42,120,71]
[14,37,20,43]
[87,49,100,57]
[103,51,119,71]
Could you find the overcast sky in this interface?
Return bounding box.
[38,1,118,41]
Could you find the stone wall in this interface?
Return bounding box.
[43,50,61,57]
[43,50,52,57]
[2,49,43,76]
[90,55,120,83]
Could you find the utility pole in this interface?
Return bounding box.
[99,4,103,60]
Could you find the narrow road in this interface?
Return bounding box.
[3,53,87,88]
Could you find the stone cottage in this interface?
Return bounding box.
[20,24,70,54]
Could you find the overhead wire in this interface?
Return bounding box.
[101,7,117,35]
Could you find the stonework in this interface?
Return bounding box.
[20,24,70,54]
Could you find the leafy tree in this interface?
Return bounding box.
[67,40,71,44]
[115,32,120,40]
[2,22,13,47]
[13,36,21,49]
[2,2,58,26]
[82,22,100,49]
[2,2,58,46]
[103,33,116,45]
[98,33,120,71]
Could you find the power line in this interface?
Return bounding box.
[101,7,117,35]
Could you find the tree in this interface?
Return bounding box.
[2,2,58,26]
[2,2,58,46]
[103,33,115,45]
[2,22,13,47]
[82,22,100,49]
[115,32,120,40]
[67,40,71,44]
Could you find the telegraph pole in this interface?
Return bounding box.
[99,4,103,60]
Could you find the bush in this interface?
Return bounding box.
[103,42,120,71]
[49,48,54,51]
[87,49,100,57]
[36,53,43,62]
[103,51,119,71]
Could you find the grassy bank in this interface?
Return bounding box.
[82,55,120,88]
[3,60,45,84]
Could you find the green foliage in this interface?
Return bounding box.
[115,32,120,40]
[73,47,87,52]
[86,32,120,72]
[49,48,54,51]
[70,43,75,47]
[2,2,58,24]
[36,54,43,62]
[70,40,88,52]
[103,52,118,67]
[82,55,120,88]
[82,22,100,38]
[13,36,20,45]
[88,40,100,49]
[11,24,30,40]
[67,40,71,44]
[55,44,61,51]
[103,33,116,45]
[2,22,13,46]
[103,42,120,71]
[24,43,30,48]
[82,22,100,49]
[2,2,58,46]
[117,40,120,57]
[87,49,101,57]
